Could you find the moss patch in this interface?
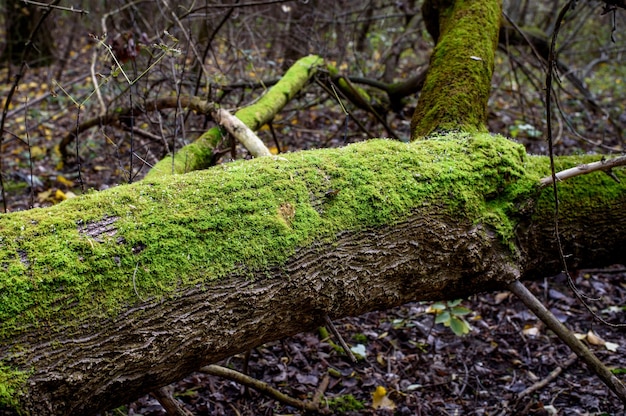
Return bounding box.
[328,394,365,412]
[0,364,30,412]
[525,154,626,223]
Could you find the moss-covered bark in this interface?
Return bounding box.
[1,133,625,414]
[411,0,502,138]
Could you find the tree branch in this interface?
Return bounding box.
[200,365,327,414]
[539,155,626,187]
[508,280,626,403]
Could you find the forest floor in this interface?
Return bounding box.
[1,34,625,416]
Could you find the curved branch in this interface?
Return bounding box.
[200,365,328,414]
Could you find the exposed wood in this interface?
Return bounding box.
[212,108,272,158]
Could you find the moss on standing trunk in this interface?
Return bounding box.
[411,0,502,138]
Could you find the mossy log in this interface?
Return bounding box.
[0,134,625,415]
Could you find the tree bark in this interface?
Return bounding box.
[0,134,625,415]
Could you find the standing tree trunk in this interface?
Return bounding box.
[412,0,501,137]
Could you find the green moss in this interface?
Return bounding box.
[411,0,501,137]
[525,154,626,223]
[0,133,537,347]
[328,394,365,413]
[0,364,30,413]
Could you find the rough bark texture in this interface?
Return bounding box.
[1,134,625,415]
[3,214,518,415]
[2,1,625,414]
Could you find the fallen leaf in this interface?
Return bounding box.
[350,344,366,358]
[522,325,539,337]
[372,386,395,410]
[586,330,605,346]
[55,189,67,201]
[56,175,74,187]
[494,292,510,304]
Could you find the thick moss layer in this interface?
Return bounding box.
[0,134,534,336]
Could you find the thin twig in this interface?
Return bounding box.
[539,155,626,187]
[544,0,626,330]
[324,315,358,364]
[516,353,577,400]
[21,0,88,14]
[200,364,328,414]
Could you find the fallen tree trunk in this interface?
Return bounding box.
[0,134,625,414]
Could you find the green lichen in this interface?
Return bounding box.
[0,133,535,347]
[411,0,502,137]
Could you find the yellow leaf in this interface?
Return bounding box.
[376,353,385,367]
[56,175,74,187]
[37,190,52,203]
[55,189,67,201]
[29,145,46,159]
[372,386,396,410]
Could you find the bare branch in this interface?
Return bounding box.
[211,108,272,157]
[539,155,626,188]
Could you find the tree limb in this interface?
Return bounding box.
[200,365,327,414]
[539,155,626,187]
